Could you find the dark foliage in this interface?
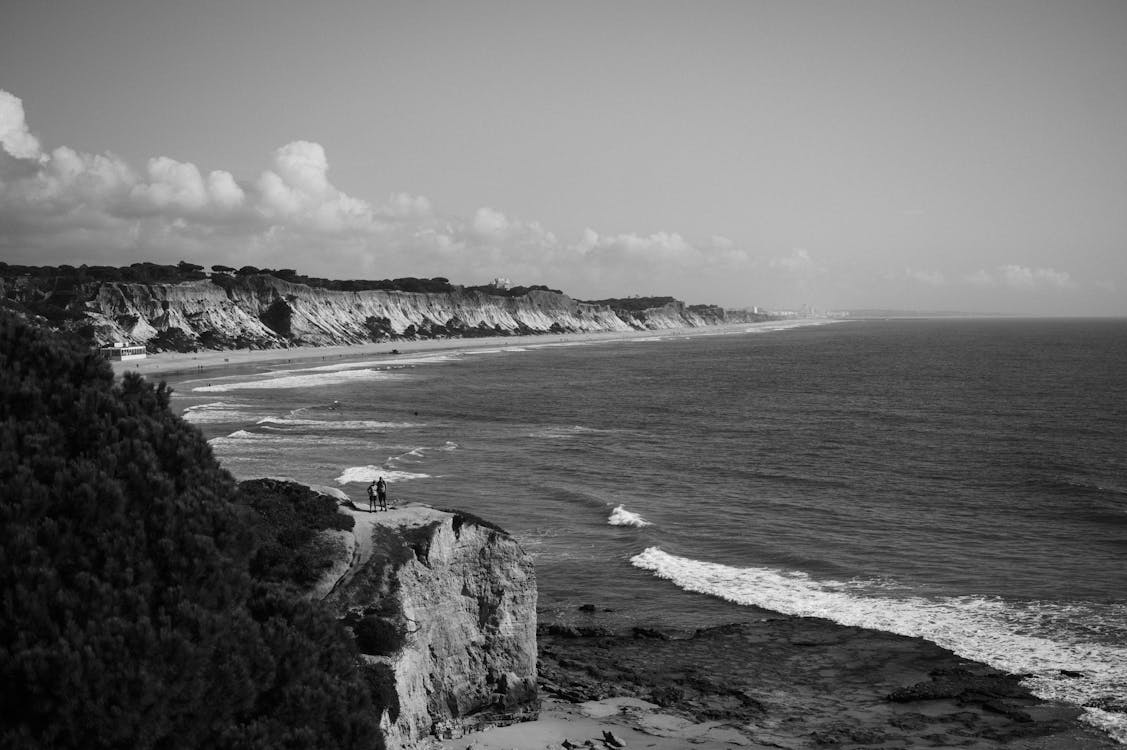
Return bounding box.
[0,261,207,285]
[361,663,401,724]
[260,298,294,337]
[580,295,679,312]
[2,262,551,310]
[465,283,562,297]
[363,316,394,341]
[235,478,354,586]
[0,314,382,749]
[146,326,199,353]
[352,614,410,657]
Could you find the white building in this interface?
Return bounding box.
[100,342,147,361]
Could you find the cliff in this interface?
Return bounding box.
[0,268,746,350]
[314,502,538,748]
[80,276,735,349]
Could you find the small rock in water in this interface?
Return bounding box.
[579,604,597,613]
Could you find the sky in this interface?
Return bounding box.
[1,0,1125,315]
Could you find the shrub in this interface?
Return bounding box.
[260,298,293,337]
[235,478,354,586]
[0,314,382,749]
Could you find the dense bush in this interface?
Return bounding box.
[235,478,354,586]
[259,298,294,337]
[0,314,382,749]
[580,295,679,312]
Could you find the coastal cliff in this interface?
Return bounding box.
[88,276,646,348]
[1,268,738,350]
[313,502,538,748]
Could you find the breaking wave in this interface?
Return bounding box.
[287,352,462,372]
[630,547,1127,743]
[335,466,432,485]
[192,368,404,392]
[255,416,423,430]
[181,402,255,424]
[208,429,353,448]
[608,505,652,527]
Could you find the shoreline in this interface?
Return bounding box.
[452,615,1115,750]
[110,320,834,381]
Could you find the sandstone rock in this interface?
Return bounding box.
[320,505,538,749]
[83,276,717,349]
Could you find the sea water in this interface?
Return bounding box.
[169,318,1127,742]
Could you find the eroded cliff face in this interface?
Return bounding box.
[318,505,537,748]
[83,275,715,349]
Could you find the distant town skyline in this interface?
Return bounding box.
[2,0,1125,315]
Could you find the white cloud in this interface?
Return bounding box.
[132,156,209,211]
[966,265,1074,290]
[1000,264,1073,289]
[0,90,42,160]
[471,206,510,238]
[272,140,329,196]
[207,170,246,210]
[0,89,762,303]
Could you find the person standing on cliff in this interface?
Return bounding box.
[376,476,388,511]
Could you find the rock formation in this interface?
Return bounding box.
[315,503,538,748]
[80,275,729,349]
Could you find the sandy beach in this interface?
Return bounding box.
[110,324,782,381]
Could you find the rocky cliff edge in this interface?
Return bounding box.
[312,501,538,748]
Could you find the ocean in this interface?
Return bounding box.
[168,318,1127,742]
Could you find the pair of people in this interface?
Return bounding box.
[367,477,388,512]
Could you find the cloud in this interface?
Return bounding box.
[578,229,700,266]
[0,89,763,304]
[1000,264,1073,289]
[769,248,821,275]
[471,206,511,238]
[886,268,945,286]
[965,265,1074,290]
[0,91,42,161]
[129,156,247,214]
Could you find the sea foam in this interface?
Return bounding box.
[335,466,432,485]
[208,429,353,448]
[608,505,652,527]
[193,368,402,392]
[181,402,255,424]
[256,416,422,430]
[630,547,1127,743]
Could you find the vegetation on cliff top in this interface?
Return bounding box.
[0,313,384,749]
[236,478,354,587]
